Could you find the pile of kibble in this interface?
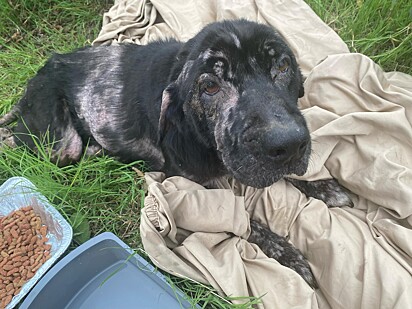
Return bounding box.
[0,206,52,308]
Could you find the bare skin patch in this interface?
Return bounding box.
[229,33,241,49]
[213,60,225,78]
[47,125,83,166]
[200,49,227,61]
[268,48,275,56]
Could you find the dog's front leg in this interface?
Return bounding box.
[286,178,353,208]
[248,220,317,288]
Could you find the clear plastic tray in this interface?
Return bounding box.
[0,177,73,309]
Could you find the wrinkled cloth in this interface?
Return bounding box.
[94,1,412,308]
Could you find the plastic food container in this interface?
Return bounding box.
[19,232,199,308]
[0,176,73,309]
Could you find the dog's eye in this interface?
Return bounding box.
[278,57,290,73]
[204,81,220,95]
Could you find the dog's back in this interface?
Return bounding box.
[12,41,183,167]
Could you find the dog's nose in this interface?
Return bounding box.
[244,124,309,163]
[266,138,309,162]
[263,127,309,163]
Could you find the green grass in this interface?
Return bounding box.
[0,0,411,308]
[0,0,112,112]
[305,0,412,73]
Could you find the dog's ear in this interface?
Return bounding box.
[158,61,194,142]
[298,70,305,98]
[158,83,180,142]
[299,83,305,98]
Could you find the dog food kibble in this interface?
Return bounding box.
[0,206,52,309]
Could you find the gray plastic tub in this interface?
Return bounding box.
[19,232,199,308]
[0,177,73,309]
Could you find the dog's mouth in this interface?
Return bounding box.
[220,142,311,189]
[223,150,309,188]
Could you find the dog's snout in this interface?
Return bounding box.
[244,123,310,164]
[265,135,309,162]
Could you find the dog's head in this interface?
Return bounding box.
[159,20,310,188]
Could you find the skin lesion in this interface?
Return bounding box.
[49,126,83,166]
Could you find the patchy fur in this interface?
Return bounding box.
[249,220,317,288]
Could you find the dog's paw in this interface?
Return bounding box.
[314,179,353,208]
[280,251,317,289]
[248,220,317,288]
[286,178,353,208]
[0,127,16,148]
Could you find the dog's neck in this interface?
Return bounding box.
[160,127,226,184]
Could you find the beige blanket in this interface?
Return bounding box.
[93,1,412,308]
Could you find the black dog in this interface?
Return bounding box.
[0,20,352,287]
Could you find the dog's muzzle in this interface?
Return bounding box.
[233,121,311,187]
[217,100,311,188]
[242,120,310,165]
